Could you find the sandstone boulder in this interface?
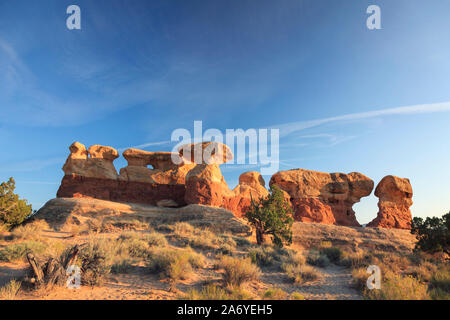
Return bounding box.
[269,168,374,226]
[62,142,118,180]
[367,175,413,229]
[179,141,233,165]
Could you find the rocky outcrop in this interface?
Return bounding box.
[183,142,234,207]
[367,175,413,229]
[269,169,374,227]
[182,143,269,217]
[35,197,251,235]
[55,142,413,229]
[57,142,193,207]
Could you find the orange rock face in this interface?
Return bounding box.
[367,175,413,230]
[269,169,374,227]
[57,142,192,207]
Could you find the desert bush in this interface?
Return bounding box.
[320,247,343,264]
[147,247,205,281]
[248,245,298,269]
[307,250,330,268]
[431,266,450,292]
[411,212,450,254]
[0,178,33,227]
[408,261,437,282]
[290,292,305,300]
[173,222,195,236]
[248,246,276,267]
[0,280,21,300]
[283,263,320,284]
[244,186,293,247]
[340,251,368,269]
[111,259,134,274]
[352,267,369,291]
[11,220,50,241]
[217,255,260,287]
[145,232,168,247]
[0,241,47,262]
[183,284,252,300]
[126,238,151,258]
[101,217,149,232]
[429,288,450,300]
[78,238,116,286]
[367,272,430,300]
[262,288,288,300]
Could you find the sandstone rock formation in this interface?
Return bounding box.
[269,169,374,227]
[367,175,413,229]
[55,141,413,229]
[182,142,269,217]
[57,142,193,207]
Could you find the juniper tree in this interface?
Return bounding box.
[244,185,294,247]
[0,177,32,227]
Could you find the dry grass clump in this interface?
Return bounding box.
[0,280,21,300]
[283,263,320,284]
[118,231,168,258]
[307,250,330,267]
[101,217,150,233]
[431,266,450,292]
[10,220,50,241]
[183,283,253,300]
[172,222,237,253]
[367,271,430,300]
[78,238,117,286]
[248,245,297,268]
[262,288,288,300]
[0,241,47,262]
[216,255,260,287]
[351,267,369,291]
[146,247,206,282]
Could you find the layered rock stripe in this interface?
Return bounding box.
[56,142,413,229]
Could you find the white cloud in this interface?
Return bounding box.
[272,101,450,137]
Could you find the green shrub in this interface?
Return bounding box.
[411,212,449,254]
[217,255,260,287]
[431,266,450,292]
[307,250,330,267]
[0,241,47,262]
[0,280,21,300]
[263,288,288,300]
[0,178,33,227]
[78,239,116,286]
[290,292,305,300]
[320,247,342,264]
[244,186,294,247]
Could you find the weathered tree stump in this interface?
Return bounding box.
[26,244,82,289]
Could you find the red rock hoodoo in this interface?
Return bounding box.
[56,141,413,229]
[367,175,413,229]
[269,169,374,227]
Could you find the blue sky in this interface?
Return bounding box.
[0,0,449,224]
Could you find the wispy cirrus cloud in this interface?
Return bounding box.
[272,101,450,138]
